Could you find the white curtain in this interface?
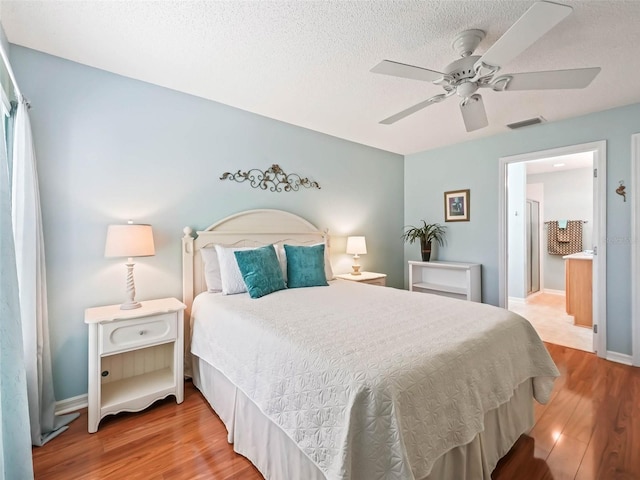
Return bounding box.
[0,105,34,478]
[11,97,78,446]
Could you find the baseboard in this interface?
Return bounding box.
[606,351,633,366]
[508,296,525,305]
[55,393,88,415]
[543,289,565,296]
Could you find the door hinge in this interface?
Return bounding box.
[593,324,598,334]
[593,246,597,255]
[593,168,597,178]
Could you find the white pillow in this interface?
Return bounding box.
[319,240,335,280]
[200,247,222,292]
[214,245,255,295]
[274,244,288,282]
[275,240,334,282]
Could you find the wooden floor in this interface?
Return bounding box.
[33,343,640,480]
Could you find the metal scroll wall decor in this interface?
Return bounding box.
[220,164,321,192]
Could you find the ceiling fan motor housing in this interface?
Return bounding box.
[443,55,481,82]
[442,55,485,97]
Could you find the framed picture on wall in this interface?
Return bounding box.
[444,189,470,222]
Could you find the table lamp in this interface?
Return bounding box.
[104,221,155,310]
[346,236,367,275]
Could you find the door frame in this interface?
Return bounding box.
[632,133,640,366]
[526,199,541,295]
[498,141,607,357]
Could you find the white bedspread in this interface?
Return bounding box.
[190,281,558,480]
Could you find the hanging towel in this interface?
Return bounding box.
[558,219,568,229]
[547,220,583,255]
[557,225,571,242]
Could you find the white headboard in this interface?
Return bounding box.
[182,209,327,318]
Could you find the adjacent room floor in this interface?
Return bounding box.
[509,292,593,353]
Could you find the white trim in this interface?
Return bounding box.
[0,86,10,113]
[542,288,565,296]
[507,296,525,305]
[0,35,21,98]
[508,290,565,305]
[55,393,88,415]
[606,351,633,366]
[498,159,508,305]
[499,141,607,358]
[632,133,640,366]
[593,142,607,358]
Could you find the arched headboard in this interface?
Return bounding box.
[182,209,328,317]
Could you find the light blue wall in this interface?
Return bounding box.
[405,102,640,356]
[10,45,404,400]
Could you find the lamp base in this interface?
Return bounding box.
[120,261,141,310]
[120,301,142,310]
[351,265,362,275]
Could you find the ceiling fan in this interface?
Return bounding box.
[371,1,601,132]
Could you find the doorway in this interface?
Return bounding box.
[498,141,607,357]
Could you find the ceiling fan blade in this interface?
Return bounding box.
[371,60,444,82]
[497,67,601,90]
[380,94,448,125]
[477,1,572,69]
[460,94,488,132]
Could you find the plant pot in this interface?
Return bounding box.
[420,237,432,262]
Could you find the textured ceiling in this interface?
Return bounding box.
[1,0,639,155]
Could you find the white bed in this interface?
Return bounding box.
[182,209,559,480]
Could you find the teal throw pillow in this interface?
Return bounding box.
[234,245,286,299]
[284,244,329,288]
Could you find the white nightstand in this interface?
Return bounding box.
[84,297,186,433]
[335,271,387,286]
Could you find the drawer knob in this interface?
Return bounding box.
[138,330,145,336]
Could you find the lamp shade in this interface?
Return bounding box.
[104,224,155,258]
[346,236,367,255]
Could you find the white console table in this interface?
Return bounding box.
[408,261,481,302]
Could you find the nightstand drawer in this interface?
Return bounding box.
[335,272,387,286]
[100,313,177,355]
[363,277,386,286]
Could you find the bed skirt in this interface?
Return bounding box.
[192,356,534,480]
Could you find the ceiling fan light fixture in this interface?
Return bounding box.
[456,81,479,98]
[506,116,546,129]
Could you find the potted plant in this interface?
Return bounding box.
[402,221,446,262]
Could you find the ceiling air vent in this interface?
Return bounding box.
[506,116,546,129]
